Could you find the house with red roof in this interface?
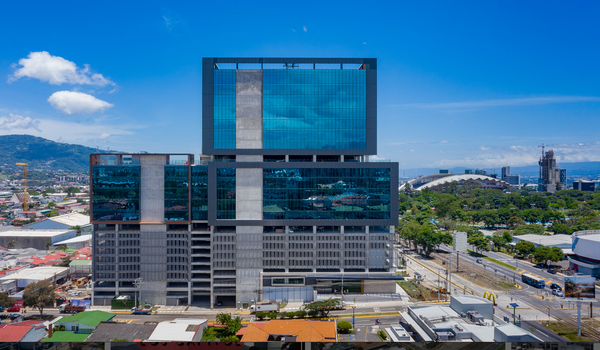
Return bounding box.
[0,322,46,342]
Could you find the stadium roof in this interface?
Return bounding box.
[415,174,513,191]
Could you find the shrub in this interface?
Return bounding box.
[267,311,278,320]
[307,309,318,318]
[378,330,387,340]
[285,312,296,319]
[337,320,352,334]
[255,311,266,320]
[295,310,307,318]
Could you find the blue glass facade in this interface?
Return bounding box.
[263,168,390,220]
[191,166,209,220]
[92,166,140,222]
[164,166,189,221]
[213,70,236,149]
[263,69,366,149]
[216,168,236,219]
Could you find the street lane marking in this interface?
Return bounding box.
[365,326,368,341]
[518,270,526,274]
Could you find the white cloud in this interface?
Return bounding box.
[163,16,172,29]
[480,145,490,150]
[291,28,296,32]
[303,26,307,32]
[0,113,41,131]
[410,149,415,152]
[9,51,114,86]
[363,42,367,44]
[440,140,449,144]
[431,142,600,168]
[400,96,600,109]
[47,91,114,115]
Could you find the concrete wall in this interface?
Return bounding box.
[140,155,166,223]
[363,279,397,293]
[236,70,262,149]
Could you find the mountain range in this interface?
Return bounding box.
[0,134,114,173]
[2,134,600,178]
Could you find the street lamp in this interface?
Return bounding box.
[352,305,356,329]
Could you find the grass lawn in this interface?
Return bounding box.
[544,320,599,342]
[467,250,519,271]
[398,280,431,300]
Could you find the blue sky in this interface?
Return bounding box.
[1,1,599,170]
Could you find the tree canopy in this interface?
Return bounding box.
[23,280,56,316]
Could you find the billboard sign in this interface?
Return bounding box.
[453,231,468,252]
[564,276,596,300]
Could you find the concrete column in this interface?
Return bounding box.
[285,155,289,162]
[341,155,344,162]
[140,155,167,223]
[236,70,262,149]
[236,226,262,303]
[188,282,192,306]
[313,155,317,162]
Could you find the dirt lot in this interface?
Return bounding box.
[429,250,517,292]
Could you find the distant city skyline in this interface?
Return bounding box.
[0,1,599,168]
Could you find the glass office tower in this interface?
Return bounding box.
[91,58,399,307]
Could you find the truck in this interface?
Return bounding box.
[130,307,152,315]
[59,303,86,314]
[250,302,279,313]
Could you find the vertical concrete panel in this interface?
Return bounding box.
[140,155,167,222]
[236,226,262,303]
[139,225,167,304]
[236,70,262,149]
[236,168,262,220]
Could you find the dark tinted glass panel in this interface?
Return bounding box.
[164,166,189,221]
[217,168,236,219]
[263,69,366,149]
[214,70,236,149]
[191,166,208,220]
[263,168,390,220]
[92,166,140,221]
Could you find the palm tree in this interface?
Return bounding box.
[7,240,17,249]
[70,225,84,236]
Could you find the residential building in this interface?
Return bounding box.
[90,58,399,307]
[573,180,595,192]
[0,322,46,342]
[53,310,115,334]
[146,319,207,342]
[239,320,337,342]
[85,322,157,342]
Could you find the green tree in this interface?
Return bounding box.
[256,311,267,320]
[515,240,536,257]
[552,222,573,235]
[6,240,17,249]
[46,210,59,217]
[415,225,440,257]
[400,221,421,250]
[267,311,278,320]
[70,225,84,236]
[337,320,353,333]
[513,224,545,236]
[508,216,526,229]
[47,201,56,208]
[534,246,564,267]
[303,298,341,318]
[503,231,513,245]
[468,233,490,253]
[23,280,56,316]
[0,292,15,308]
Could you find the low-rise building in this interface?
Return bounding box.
[146,318,207,342]
[0,229,77,250]
[0,265,69,290]
[572,180,596,192]
[511,234,572,250]
[400,295,541,342]
[24,213,91,233]
[239,320,337,342]
[86,322,157,342]
[53,234,92,250]
[54,310,115,334]
[569,230,600,278]
[0,321,46,342]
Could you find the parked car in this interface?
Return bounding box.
[550,283,562,291]
[7,306,20,312]
[476,259,483,264]
[552,289,564,297]
[547,268,556,274]
[0,306,4,312]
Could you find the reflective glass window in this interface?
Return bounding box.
[214,70,236,149]
[217,168,236,219]
[191,165,209,220]
[164,166,189,221]
[263,69,366,149]
[92,166,140,221]
[263,168,390,220]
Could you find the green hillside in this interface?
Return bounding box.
[0,134,115,173]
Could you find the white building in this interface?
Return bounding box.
[146,319,207,342]
[0,265,69,289]
[569,230,600,278]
